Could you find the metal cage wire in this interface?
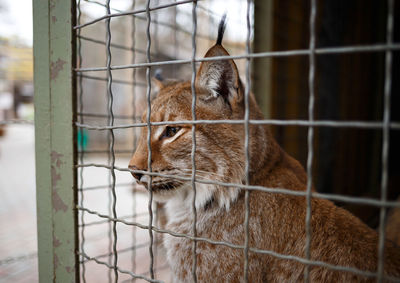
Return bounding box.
[74,0,400,282]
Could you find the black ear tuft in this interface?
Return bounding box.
[216,13,227,45]
[196,14,242,106]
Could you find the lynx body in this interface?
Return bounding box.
[129,19,400,282]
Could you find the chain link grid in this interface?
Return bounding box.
[304,0,316,281]
[77,0,88,281]
[243,0,252,281]
[378,0,395,282]
[144,0,155,278]
[190,1,198,281]
[75,0,399,282]
[130,0,138,278]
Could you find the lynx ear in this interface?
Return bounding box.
[195,45,242,105]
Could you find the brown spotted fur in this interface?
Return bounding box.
[129,42,400,282]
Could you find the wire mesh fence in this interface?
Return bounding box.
[73,0,400,282]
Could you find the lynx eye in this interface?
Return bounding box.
[162,126,181,139]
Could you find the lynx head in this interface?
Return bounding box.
[129,17,266,211]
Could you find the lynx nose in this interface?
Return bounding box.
[128,165,143,181]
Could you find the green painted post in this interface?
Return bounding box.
[33,0,78,282]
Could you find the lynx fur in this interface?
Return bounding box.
[129,17,400,282]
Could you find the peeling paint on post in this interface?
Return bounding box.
[33,0,78,282]
[50,59,67,80]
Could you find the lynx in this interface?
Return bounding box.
[129,17,400,282]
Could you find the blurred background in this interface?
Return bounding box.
[1,0,399,282]
[0,0,36,282]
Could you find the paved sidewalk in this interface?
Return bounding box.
[0,125,170,282]
[0,125,37,283]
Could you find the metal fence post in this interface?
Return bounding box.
[33,0,78,281]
